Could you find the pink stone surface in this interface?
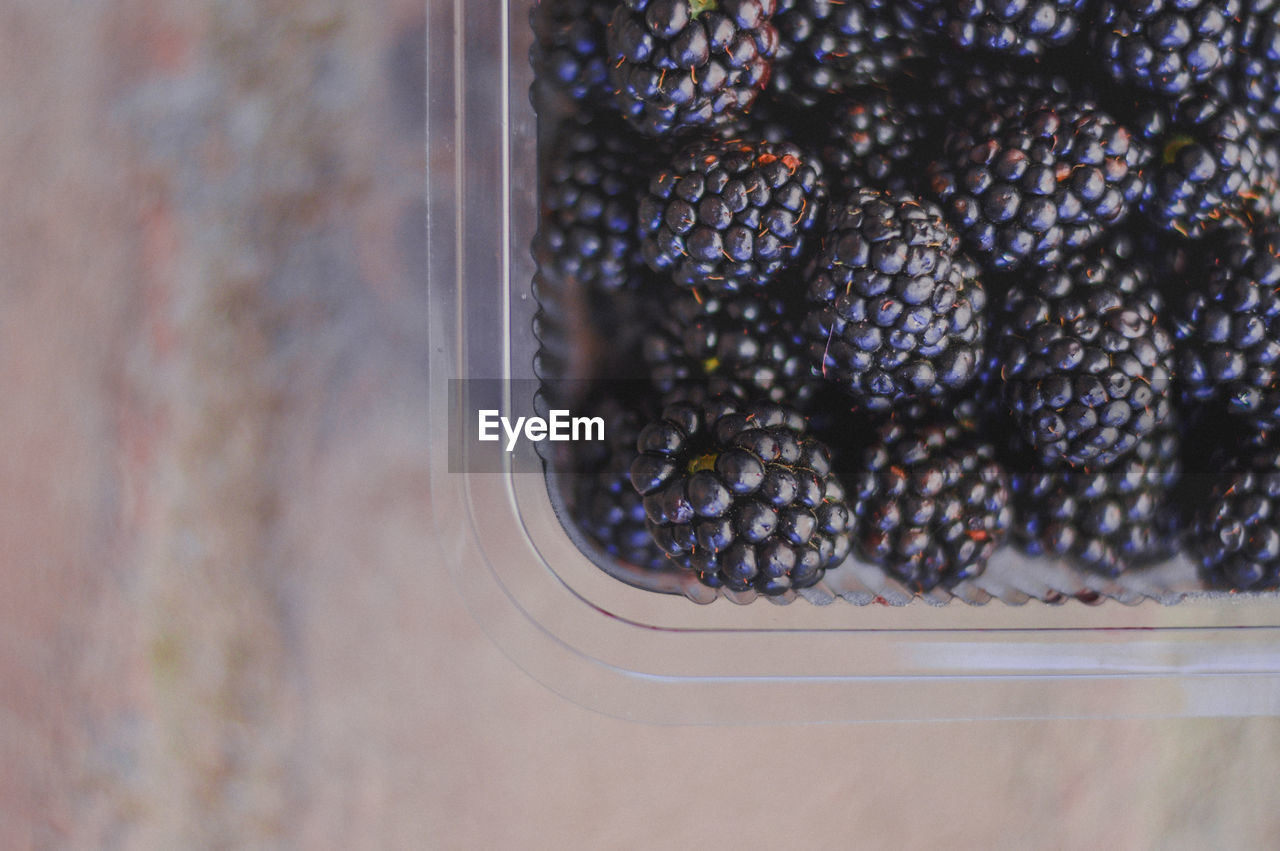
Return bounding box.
[4,2,1280,847]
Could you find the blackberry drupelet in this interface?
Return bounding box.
[803,189,987,411]
[821,87,931,200]
[533,116,655,295]
[638,137,826,292]
[529,0,614,108]
[769,0,927,107]
[568,395,670,572]
[852,416,1013,591]
[936,0,1089,57]
[1258,140,1280,216]
[1174,213,1280,428]
[1189,440,1280,590]
[629,396,853,594]
[643,288,820,406]
[1133,89,1263,237]
[1010,421,1182,576]
[996,237,1175,469]
[927,95,1150,272]
[1094,0,1242,97]
[606,0,778,137]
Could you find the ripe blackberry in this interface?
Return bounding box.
[936,0,1089,57]
[1133,89,1263,238]
[803,189,987,411]
[927,95,1150,272]
[529,0,614,108]
[533,116,655,295]
[769,0,926,107]
[1189,441,1280,590]
[852,416,1013,591]
[1235,3,1280,137]
[821,87,930,200]
[606,0,778,137]
[643,289,819,406]
[629,396,853,594]
[1094,0,1242,97]
[1010,422,1182,576]
[996,237,1175,469]
[638,137,826,292]
[910,53,1077,124]
[568,395,669,572]
[1174,214,1280,428]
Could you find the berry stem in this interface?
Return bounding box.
[689,0,718,18]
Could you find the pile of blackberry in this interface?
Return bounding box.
[530,0,1280,601]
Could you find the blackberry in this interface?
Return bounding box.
[910,53,1078,123]
[1235,3,1280,137]
[821,87,931,200]
[529,0,614,108]
[629,396,853,594]
[1094,0,1242,97]
[568,395,669,572]
[803,189,987,411]
[638,137,826,292]
[770,0,926,107]
[1189,440,1280,590]
[1174,213,1280,428]
[643,289,819,406]
[927,95,1150,272]
[936,0,1089,57]
[1010,421,1182,576]
[1134,89,1263,238]
[606,0,778,137]
[533,116,655,295]
[996,237,1175,469]
[852,416,1013,591]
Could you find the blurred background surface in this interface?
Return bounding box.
[3,1,1280,847]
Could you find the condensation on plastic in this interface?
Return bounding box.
[427,0,1280,721]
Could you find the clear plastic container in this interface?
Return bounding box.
[426,0,1280,720]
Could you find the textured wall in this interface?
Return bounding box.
[4,2,1280,848]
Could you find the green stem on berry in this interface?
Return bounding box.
[1162,135,1196,166]
[687,452,719,474]
[689,0,718,18]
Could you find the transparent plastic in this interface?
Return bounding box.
[426,0,1280,720]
